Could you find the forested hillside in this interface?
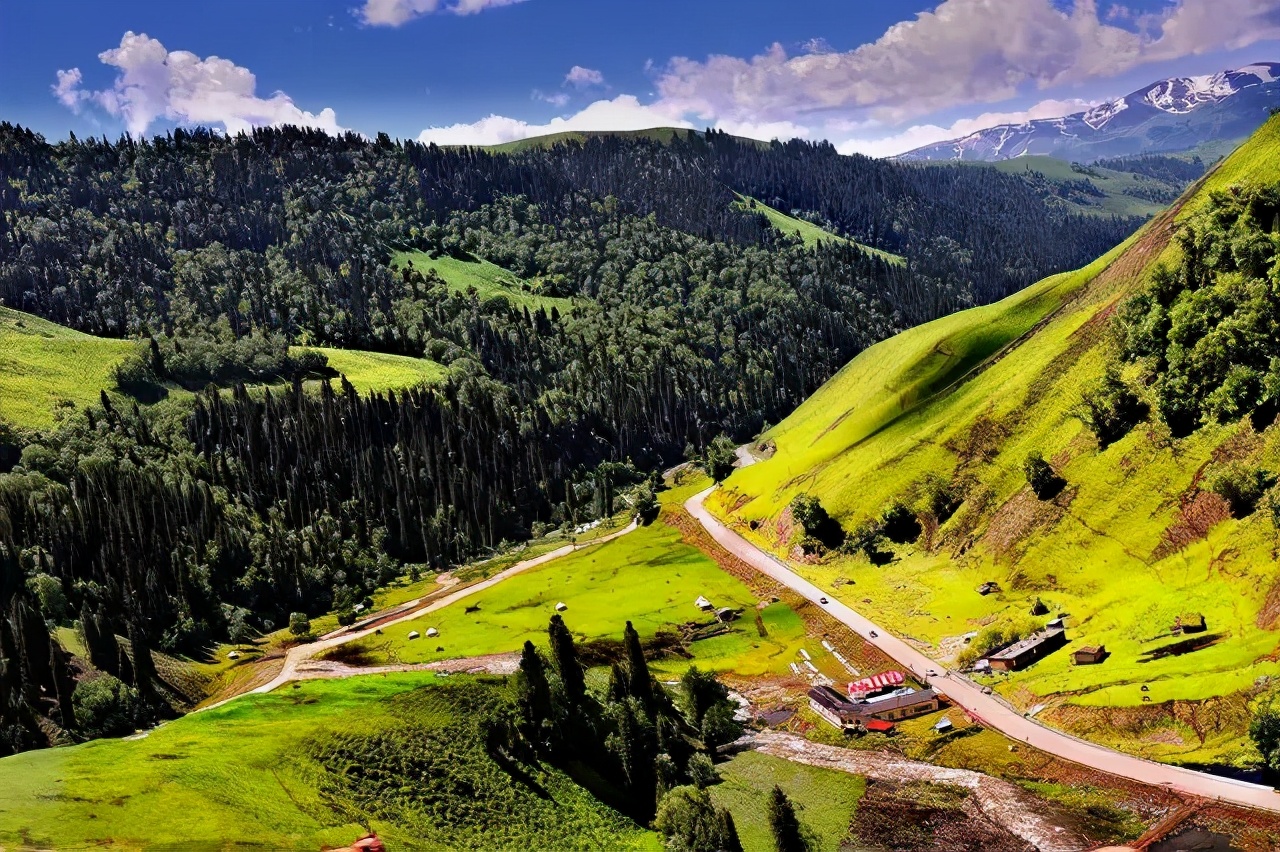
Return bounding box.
[0,122,1141,754]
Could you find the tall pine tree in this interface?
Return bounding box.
[767,785,807,852]
[547,615,585,706]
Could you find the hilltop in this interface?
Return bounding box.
[710,115,1280,766]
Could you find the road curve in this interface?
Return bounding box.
[684,486,1280,814]
[201,520,639,712]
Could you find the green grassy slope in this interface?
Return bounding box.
[0,306,136,429]
[709,751,864,851]
[0,674,660,850]
[303,346,447,393]
[710,118,1280,763]
[370,480,813,678]
[393,250,575,312]
[0,306,447,430]
[734,196,906,265]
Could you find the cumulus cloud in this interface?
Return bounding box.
[359,0,528,27]
[834,98,1097,158]
[51,32,346,137]
[418,95,690,146]
[52,69,90,111]
[564,66,605,88]
[655,0,1280,125]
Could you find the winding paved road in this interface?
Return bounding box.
[685,485,1280,814]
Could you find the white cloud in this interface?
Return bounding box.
[564,66,605,88]
[51,32,347,138]
[834,98,1096,158]
[655,0,1280,125]
[418,95,690,146]
[713,118,811,142]
[52,68,90,111]
[358,0,528,27]
[533,89,571,107]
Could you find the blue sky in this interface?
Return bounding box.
[3,0,1280,156]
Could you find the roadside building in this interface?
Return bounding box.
[808,685,860,728]
[987,628,1066,672]
[811,684,941,729]
[858,688,940,722]
[1072,645,1107,665]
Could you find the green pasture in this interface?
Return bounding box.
[375,512,809,677]
[0,306,136,430]
[302,346,447,394]
[734,195,905,264]
[0,674,660,851]
[393,250,575,312]
[708,751,864,851]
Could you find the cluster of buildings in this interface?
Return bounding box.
[806,670,941,734]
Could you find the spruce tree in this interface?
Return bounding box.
[767,785,807,852]
[516,640,552,732]
[623,620,653,709]
[548,614,585,705]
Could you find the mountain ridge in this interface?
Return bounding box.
[901,62,1280,162]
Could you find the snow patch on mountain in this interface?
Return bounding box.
[899,62,1280,162]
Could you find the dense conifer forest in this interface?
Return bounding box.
[0,122,1143,753]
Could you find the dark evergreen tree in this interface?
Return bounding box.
[623,620,653,710]
[767,785,807,852]
[547,615,585,706]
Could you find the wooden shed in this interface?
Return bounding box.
[1072,645,1107,665]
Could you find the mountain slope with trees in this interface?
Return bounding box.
[709,116,1280,767]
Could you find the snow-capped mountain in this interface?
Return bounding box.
[900,63,1280,162]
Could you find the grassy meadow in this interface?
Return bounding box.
[735,196,906,265]
[371,487,812,678]
[709,117,1280,761]
[0,674,663,851]
[0,305,449,432]
[983,156,1175,218]
[393,250,575,312]
[708,751,864,851]
[0,306,136,430]
[302,346,447,393]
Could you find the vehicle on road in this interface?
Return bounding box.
[869,630,878,637]
[819,596,828,604]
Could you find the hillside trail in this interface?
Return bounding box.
[746,729,1090,852]
[685,479,1280,815]
[198,520,638,712]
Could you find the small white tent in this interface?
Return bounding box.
[694,596,713,611]
[426,627,439,638]
[555,602,568,612]
[408,630,421,640]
